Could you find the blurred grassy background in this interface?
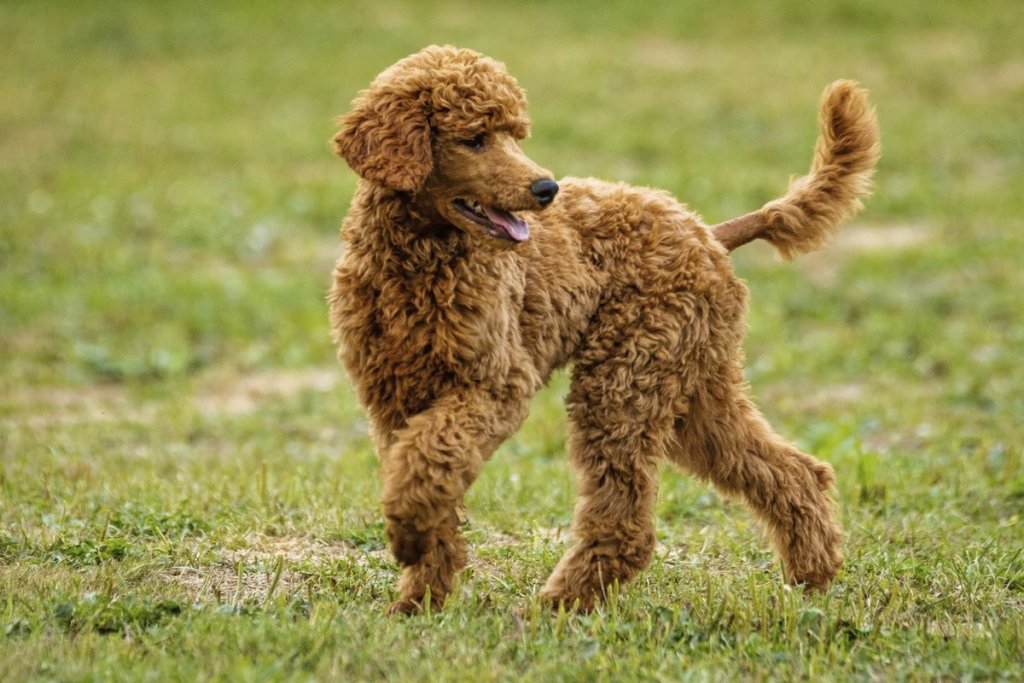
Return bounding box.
[1,1,1023,680]
[3,0,1022,387]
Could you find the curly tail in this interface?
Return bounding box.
[712,80,881,259]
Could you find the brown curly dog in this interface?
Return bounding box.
[329,45,879,614]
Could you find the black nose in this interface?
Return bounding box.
[530,178,559,207]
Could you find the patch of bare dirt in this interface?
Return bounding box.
[7,366,344,428]
[192,366,340,417]
[221,533,365,565]
[836,223,930,252]
[7,384,146,428]
[799,222,930,285]
[163,563,297,604]
[528,526,570,544]
[163,533,380,604]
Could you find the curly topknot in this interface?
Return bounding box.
[402,45,531,136]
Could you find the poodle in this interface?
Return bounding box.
[328,45,880,613]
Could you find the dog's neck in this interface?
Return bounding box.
[343,182,473,269]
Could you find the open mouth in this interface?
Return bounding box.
[453,199,530,242]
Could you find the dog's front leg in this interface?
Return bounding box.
[379,389,528,614]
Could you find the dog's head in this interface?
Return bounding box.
[334,45,558,243]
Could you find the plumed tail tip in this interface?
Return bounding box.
[817,80,881,172]
[756,79,881,260]
[823,79,867,111]
[711,82,880,258]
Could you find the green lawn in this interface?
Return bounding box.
[2,1,1023,680]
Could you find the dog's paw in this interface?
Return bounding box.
[783,525,843,593]
[387,519,430,566]
[387,598,422,616]
[387,593,444,616]
[787,552,842,594]
[788,569,837,595]
[539,575,600,613]
[539,587,597,613]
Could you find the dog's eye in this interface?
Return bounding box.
[460,134,486,149]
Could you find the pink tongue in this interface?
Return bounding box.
[483,206,530,242]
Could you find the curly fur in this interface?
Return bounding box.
[328,45,880,613]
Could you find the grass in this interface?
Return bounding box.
[2,0,1023,679]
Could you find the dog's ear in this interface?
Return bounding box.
[333,89,432,193]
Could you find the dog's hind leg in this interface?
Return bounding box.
[380,389,529,614]
[670,366,844,591]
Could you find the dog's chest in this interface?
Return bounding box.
[332,253,529,420]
